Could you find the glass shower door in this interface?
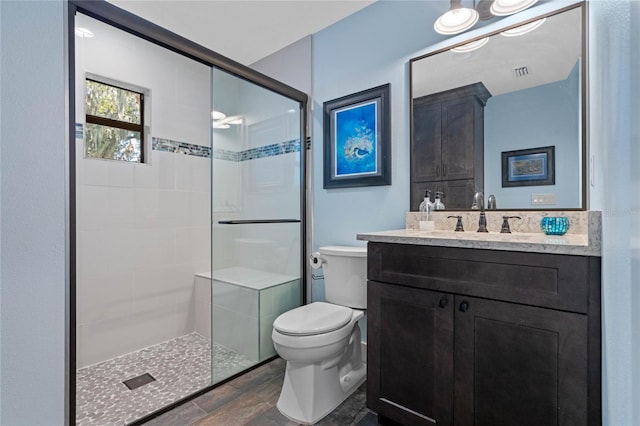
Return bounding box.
[208,67,303,380]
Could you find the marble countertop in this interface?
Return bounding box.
[357,228,600,256]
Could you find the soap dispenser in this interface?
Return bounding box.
[434,191,445,210]
[418,191,430,222]
[418,190,434,219]
[418,190,435,230]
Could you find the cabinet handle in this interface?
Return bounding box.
[438,297,448,308]
[443,163,447,177]
[459,301,469,312]
[436,164,440,177]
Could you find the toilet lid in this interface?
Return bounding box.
[273,302,353,336]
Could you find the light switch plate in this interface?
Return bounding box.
[531,193,557,205]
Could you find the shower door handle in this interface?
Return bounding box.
[217,219,301,225]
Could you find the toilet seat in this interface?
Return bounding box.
[273,302,353,336]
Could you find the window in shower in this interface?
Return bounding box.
[85,78,145,162]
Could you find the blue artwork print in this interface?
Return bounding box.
[334,101,377,177]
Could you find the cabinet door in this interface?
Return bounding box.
[368,281,454,425]
[441,179,477,211]
[454,296,588,426]
[441,97,478,181]
[412,101,442,182]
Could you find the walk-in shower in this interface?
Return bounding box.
[70,3,306,424]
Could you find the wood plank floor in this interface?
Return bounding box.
[145,358,377,426]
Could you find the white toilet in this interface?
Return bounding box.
[272,245,367,425]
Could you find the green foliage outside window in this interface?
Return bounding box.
[85,79,144,162]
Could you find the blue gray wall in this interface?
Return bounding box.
[311,2,448,238]
[0,1,67,424]
[588,1,640,424]
[310,1,446,300]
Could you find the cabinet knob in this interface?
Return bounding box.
[438,297,448,308]
[443,163,447,177]
[459,301,469,312]
[436,164,440,177]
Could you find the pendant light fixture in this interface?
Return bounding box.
[490,0,538,16]
[434,0,480,35]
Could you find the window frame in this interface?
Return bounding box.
[84,77,146,163]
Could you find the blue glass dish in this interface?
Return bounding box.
[540,217,570,235]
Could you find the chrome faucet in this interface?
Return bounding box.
[472,192,488,232]
[471,192,484,210]
[487,194,497,210]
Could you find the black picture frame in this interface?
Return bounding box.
[501,146,555,187]
[323,83,391,189]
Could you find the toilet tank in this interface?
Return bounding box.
[318,245,367,309]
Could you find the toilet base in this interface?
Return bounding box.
[276,360,366,425]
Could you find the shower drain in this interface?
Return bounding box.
[123,373,156,390]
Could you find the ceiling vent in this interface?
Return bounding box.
[514,66,529,77]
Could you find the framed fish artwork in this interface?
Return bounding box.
[323,84,391,188]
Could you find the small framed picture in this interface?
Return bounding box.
[501,146,555,187]
[323,84,391,189]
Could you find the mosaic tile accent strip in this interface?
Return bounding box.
[213,139,300,162]
[236,139,300,162]
[76,333,254,426]
[152,137,211,158]
[76,123,210,157]
[75,124,299,161]
[213,148,240,162]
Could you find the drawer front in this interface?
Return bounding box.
[367,242,591,313]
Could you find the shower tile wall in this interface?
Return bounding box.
[75,13,212,368]
[76,146,211,368]
[211,90,302,279]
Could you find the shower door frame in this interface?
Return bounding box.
[66,1,308,423]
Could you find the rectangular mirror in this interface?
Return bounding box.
[410,4,585,211]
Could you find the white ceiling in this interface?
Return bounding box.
[108,0,375,66]
[412,6,582,98]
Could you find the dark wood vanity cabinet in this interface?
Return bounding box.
[367,243,601,426]
[411,83,491,210]
[368,282,454,425]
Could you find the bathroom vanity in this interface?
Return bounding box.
[358,213,601,426]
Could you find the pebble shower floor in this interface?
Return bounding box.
[76,333,254,425]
